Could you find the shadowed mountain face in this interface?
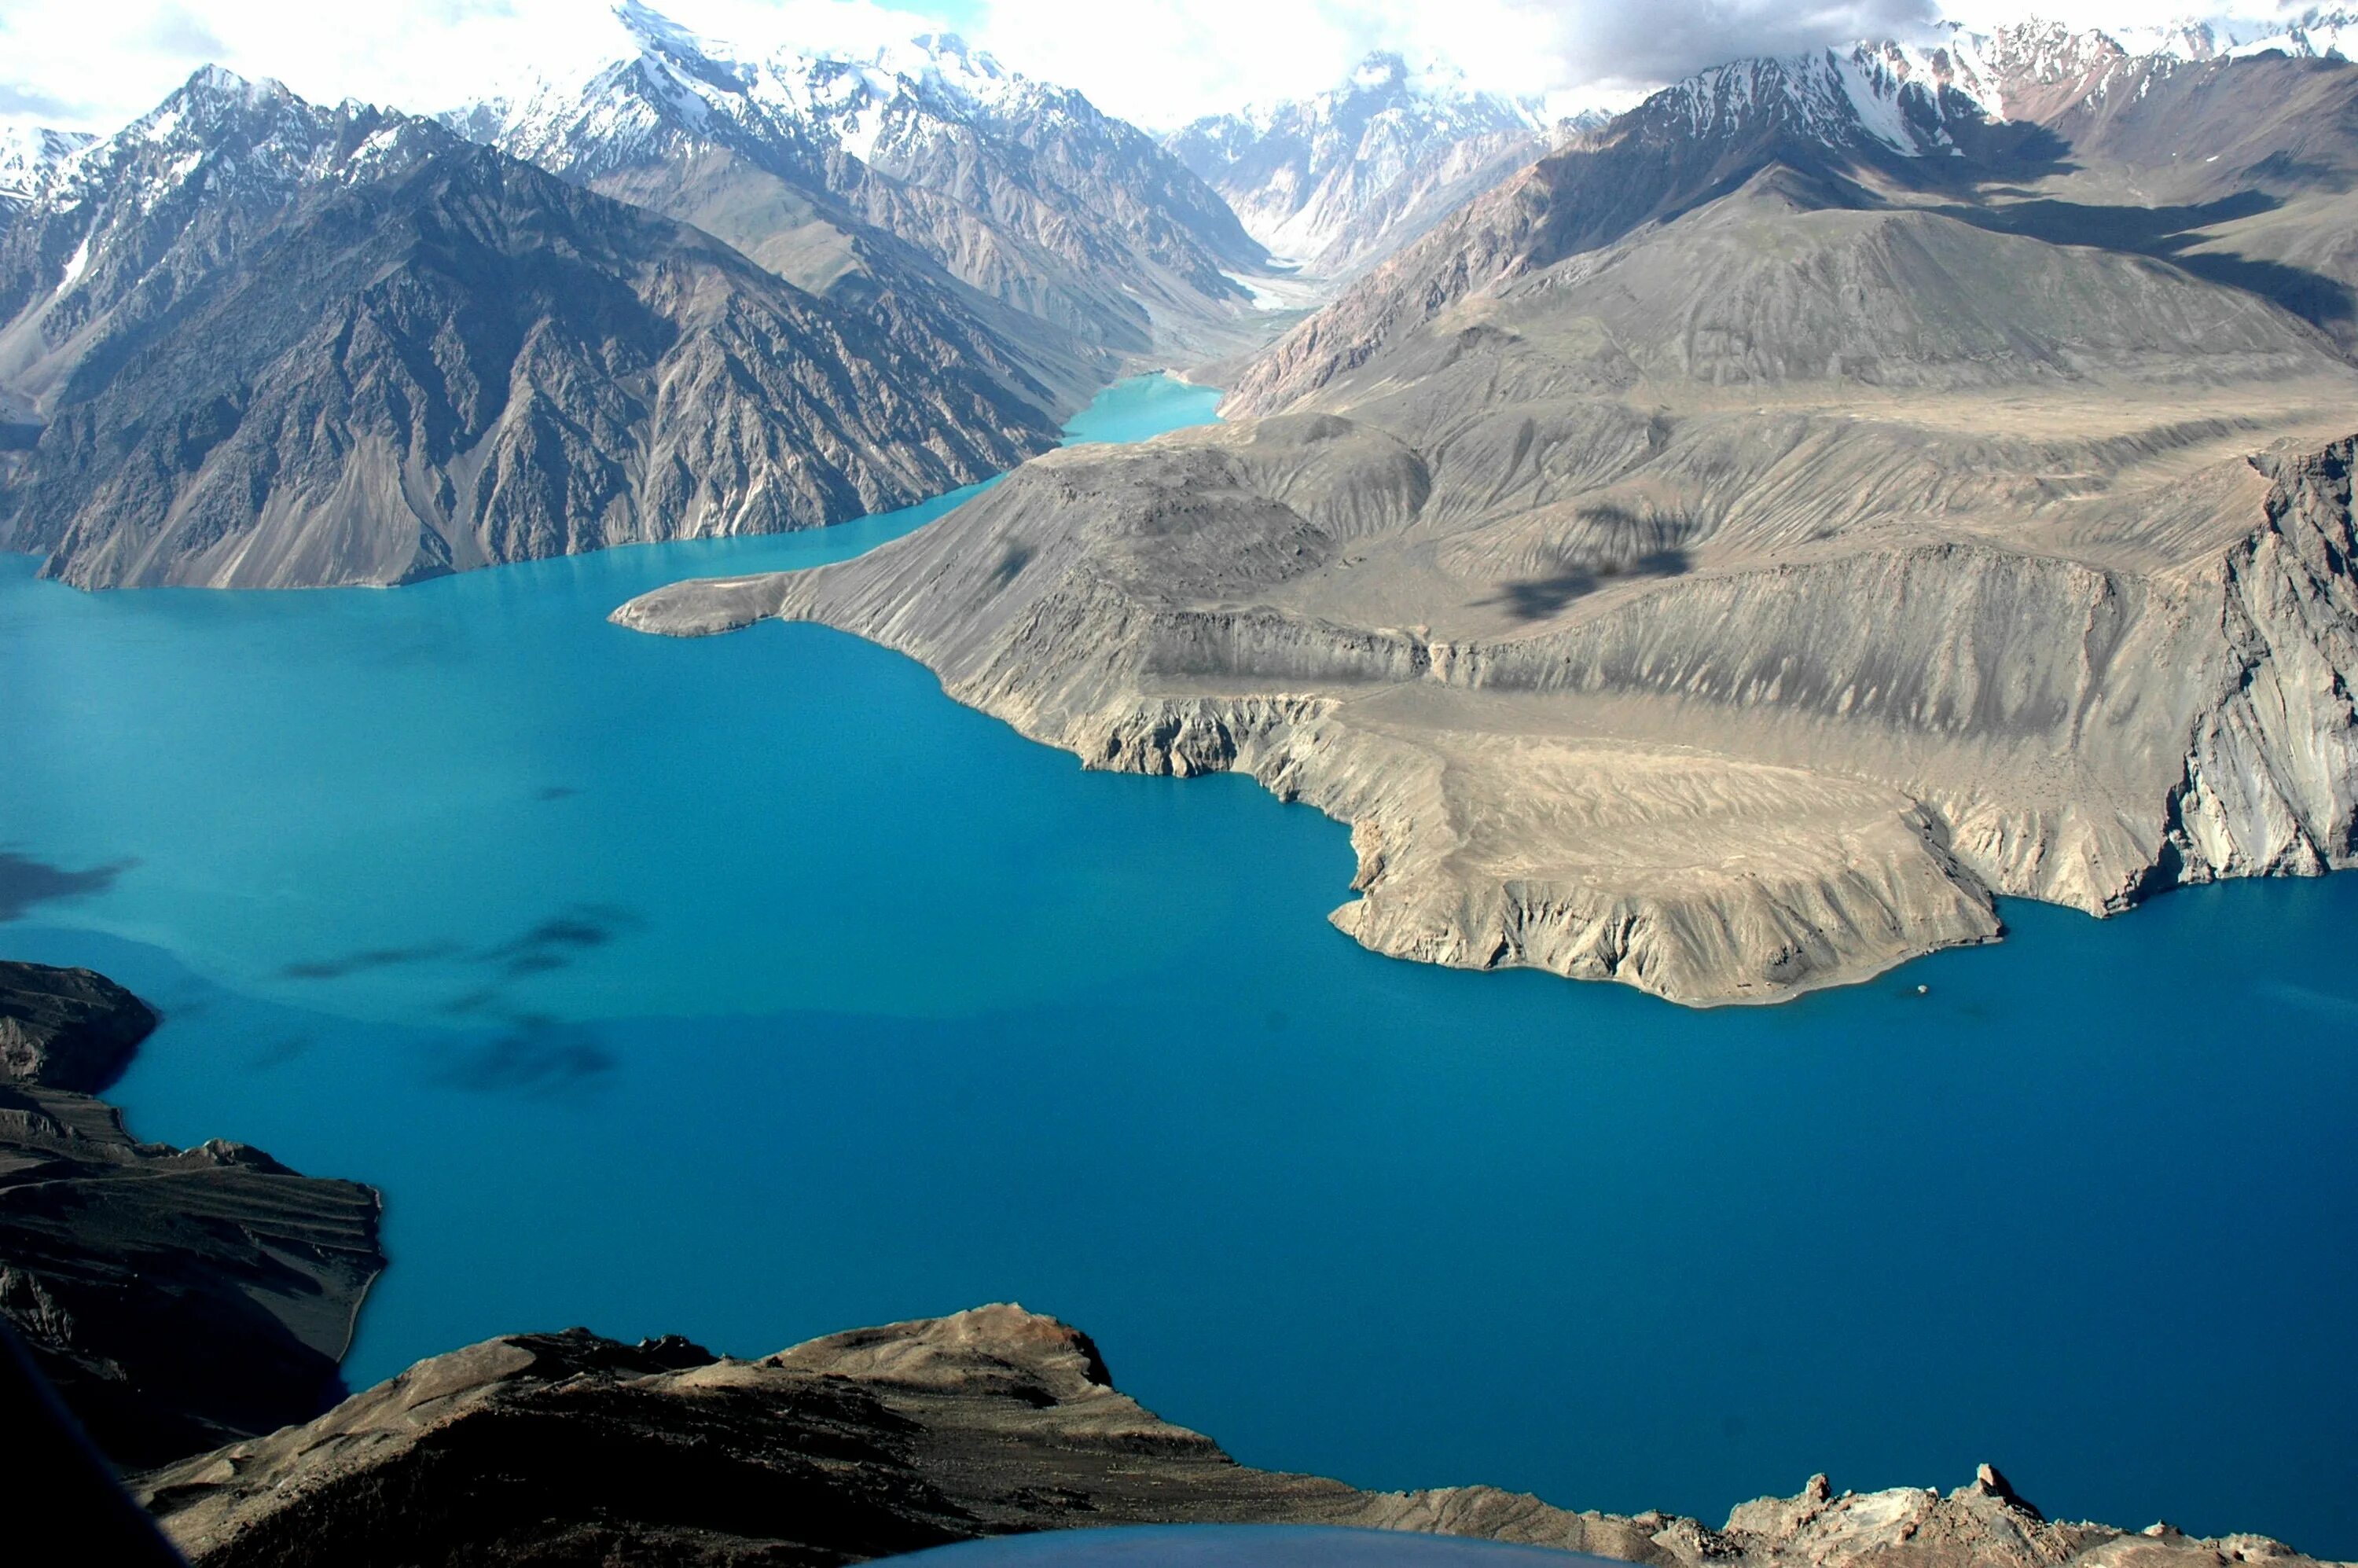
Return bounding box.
[0,961,384,1468]
[137,1305,2349,1568]
[0,68,1073,589]
[619,38,2358,1006]
[448,3,1269,364]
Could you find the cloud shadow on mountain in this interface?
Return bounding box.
[1930,189,2355,335]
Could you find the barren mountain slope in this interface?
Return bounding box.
[619,76,2358,1003]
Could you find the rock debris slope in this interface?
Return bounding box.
[0,68,1073,588]
[0,960,384,1467]
[619,37,2358,1005]
[138,1304,2349,1567]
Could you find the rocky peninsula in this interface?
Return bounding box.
[141,1302,2349,1568]
[0,960,385,1467]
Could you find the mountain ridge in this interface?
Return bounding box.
[0,66,1072,588]
[446,2,1272,363]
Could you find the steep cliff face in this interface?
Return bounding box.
[0,69,1071,588]
[0,961,384,1468]
[138,1305,2350,1568]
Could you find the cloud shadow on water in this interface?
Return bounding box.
[434,1015,616,1096]
[0,849,135,923]
[278,942,466,981]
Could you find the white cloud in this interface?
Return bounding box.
[0,0,2329,137]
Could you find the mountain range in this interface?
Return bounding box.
[445,2,1269,362]
[0,69,1084,587]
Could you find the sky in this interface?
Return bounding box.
[0,0,2329,137]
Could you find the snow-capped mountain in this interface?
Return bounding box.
[0,68,450,403]
[1235,13,2358,414]
[0,66,1079,586]
[446,1,1265,362]
[0,121,94,212]
[1166,53,1554,275]
[1578,13,2358,173]
[2229,6,2358,61]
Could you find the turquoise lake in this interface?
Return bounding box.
[2,374,2353,1553]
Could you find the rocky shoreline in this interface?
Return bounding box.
[0,960,385,1467]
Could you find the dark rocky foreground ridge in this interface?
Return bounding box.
[138,1303,2349,1568]
[0,960,384,1467]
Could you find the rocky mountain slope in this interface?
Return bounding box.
[138,1303,2348,1567]
[449,2,1270,365]
[0,68,1073,588]
[619,37,2358,1004]
[1166,53,1557,277]
[0,960,384,1467]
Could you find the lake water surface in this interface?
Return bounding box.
[2,374,2353,1553]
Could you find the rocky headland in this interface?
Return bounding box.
[0,960,385,1467]
[617,46,2358,1005]
[139,1302,2349,1568]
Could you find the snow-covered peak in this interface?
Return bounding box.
[1213,51,1547,144]
[0,119,94,206]
[1611,9,2358,167]
[20,67,446,237]
[612,0,729,62]
[450,1,1087,178]
[1165,51,1555,268]
[2229,6,2358,62]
